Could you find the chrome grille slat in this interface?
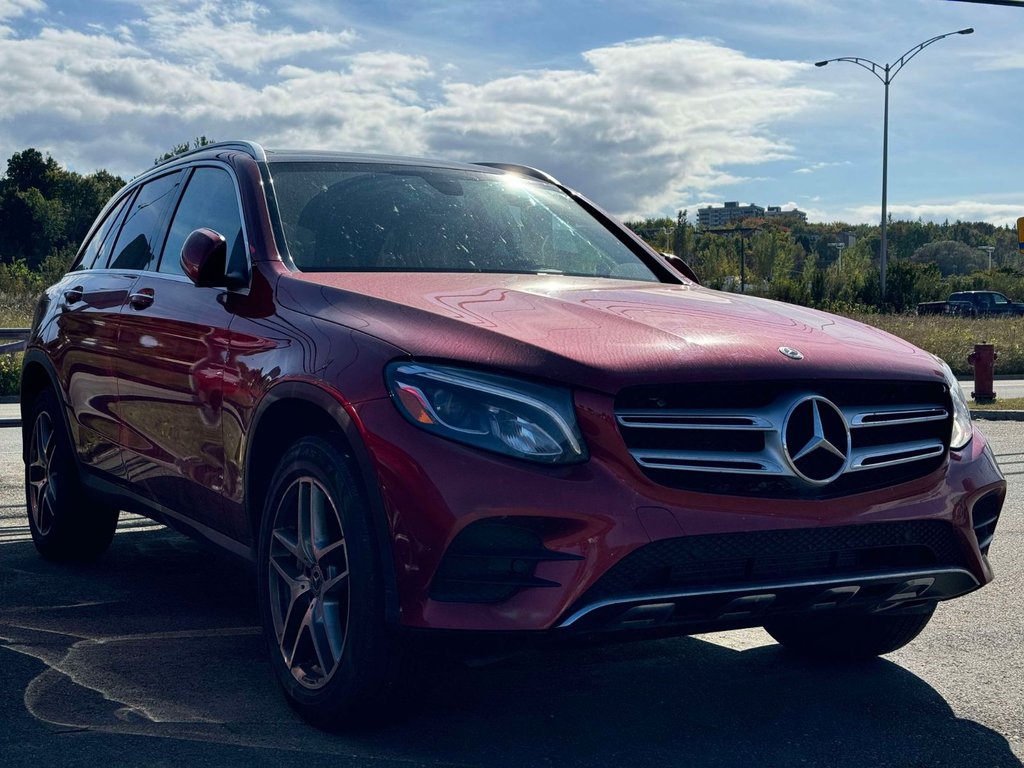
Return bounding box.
[616,411,772,431]
[848,440,946,471]
[629,448,788,475]
[844,404,948,427]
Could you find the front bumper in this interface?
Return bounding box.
[353,392,1006,634]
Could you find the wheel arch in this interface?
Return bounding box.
[20,350,65,461]
[245,381,399,623]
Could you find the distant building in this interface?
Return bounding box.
[697,201,765,228]
[764,205,808,223]
[697,201,806,228]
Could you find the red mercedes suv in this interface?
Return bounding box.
[22,141,1005,726]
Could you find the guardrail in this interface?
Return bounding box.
[0,328,29,355]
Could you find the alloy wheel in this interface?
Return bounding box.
[268,476,351,689]
[27,411,58,537]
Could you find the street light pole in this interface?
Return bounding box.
[978,245,995,272]
[828,241,846,271]
[881,64,889,297]
[815,27,973,303]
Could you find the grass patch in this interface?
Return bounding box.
[842,313,1024,376]
[970,396,1024,410]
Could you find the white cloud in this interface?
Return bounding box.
[0,0,43,22]
[794,160,850,174]
[0,20,432,166]
[0,12,825,219]
[973,51,1024,72]
[139,1,357,75]
[426,37,824,217]
[846,201,1022,227]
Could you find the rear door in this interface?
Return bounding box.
[50,193,135,477]
[115,165,248,539]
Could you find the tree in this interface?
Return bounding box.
[673,210,690,260]
[910,240,987,277]
[0,149,125,268]
[154,136,216,165]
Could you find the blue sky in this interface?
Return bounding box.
[0,0,1021,225]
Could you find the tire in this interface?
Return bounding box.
[764,605,935,661]
[256,435,405,728]
[24,389,119,561]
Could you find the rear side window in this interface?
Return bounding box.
[76,194,132,271]
[159,167,246,277]
[107,172,182,271]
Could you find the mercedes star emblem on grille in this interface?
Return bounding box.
[782,395,851,485]
[779,346,804,360]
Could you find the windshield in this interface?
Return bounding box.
[268,162,658,281]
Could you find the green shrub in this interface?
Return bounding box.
[0,353,21,397]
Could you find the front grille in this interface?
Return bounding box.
[616,380,951,498]
[572,520,968,608]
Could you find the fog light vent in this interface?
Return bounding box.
[971,492,1002,555]
[430,520,582,603]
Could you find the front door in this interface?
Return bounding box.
[114,165,249,540]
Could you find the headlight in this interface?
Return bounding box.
[385,362,588,465]
[938,359,973,450]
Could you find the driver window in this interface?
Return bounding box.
[159,167,246,278]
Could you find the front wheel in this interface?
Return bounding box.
[764,606,936,661]
[25,390,119,561]
[256,436,405,728]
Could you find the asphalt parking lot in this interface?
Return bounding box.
[0,421,1021,768]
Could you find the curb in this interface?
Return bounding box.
[970,410,1024,421]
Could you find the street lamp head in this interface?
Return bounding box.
[814,60,829,67]
[958,28,974,35]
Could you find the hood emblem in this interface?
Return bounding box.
[782,395,851,486]
[779,346,803,360]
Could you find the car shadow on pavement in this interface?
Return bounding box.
[0,526,1019,768]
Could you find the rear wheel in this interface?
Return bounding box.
[256,435,405,728]
[25,389,119,561]
[764,606,936,660]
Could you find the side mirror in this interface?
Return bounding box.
[660,252,700,284]
[181,228,242,289]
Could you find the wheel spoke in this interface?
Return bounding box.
[37,492,53,533]
[281,589,313,665]
[309,481,326,556]
[271,558,309,639]
[322,567,349,595]
[297,479,314,563]
[308,602,332,678]
[317,537,347,566]
[272,528,303,563]
[270,553,305,591]
[43,431,56,465]
[287,600,316,670]
[44,481,58,518]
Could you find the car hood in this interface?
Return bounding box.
[279,272,945,393]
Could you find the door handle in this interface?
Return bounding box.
[128,288,155,310]
[63,286,84,305]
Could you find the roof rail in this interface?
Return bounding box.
[154,140,266,167]
[474,162,561,186]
